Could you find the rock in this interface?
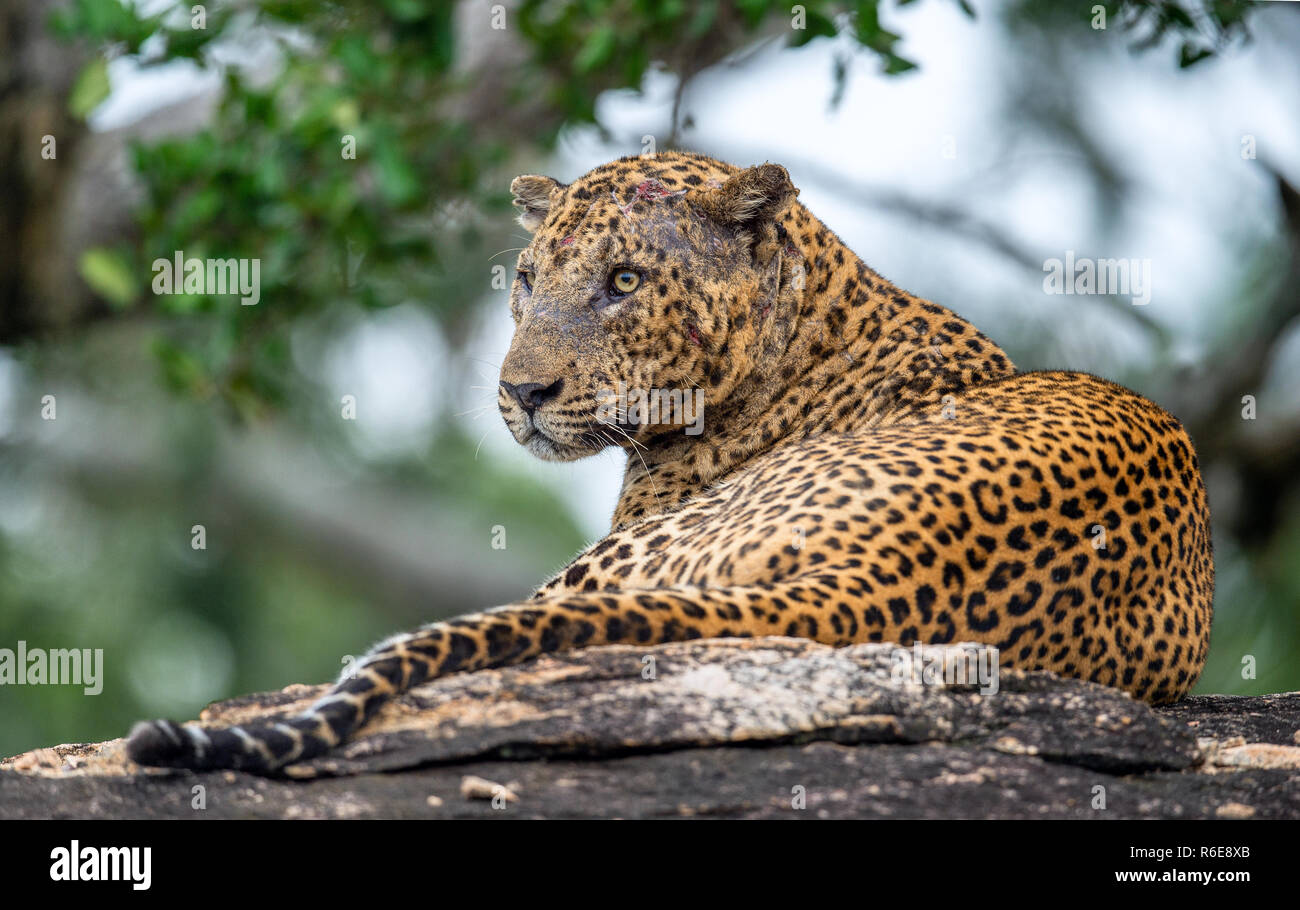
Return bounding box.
[2,638,1297,819]
[460,775,518,802]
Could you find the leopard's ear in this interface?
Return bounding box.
[510,175,566,232]
[696,163,797,230]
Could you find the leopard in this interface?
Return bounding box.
[127,150,1214,773]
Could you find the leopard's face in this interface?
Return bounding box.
[498,153,797,461]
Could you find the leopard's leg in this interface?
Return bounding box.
[126,581,856,773]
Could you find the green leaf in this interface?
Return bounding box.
[575,25,616,73]
[375,143,420,205]
[382,0,428,23]
[78,247,138,308]
[68,57,111,119]
[856,0,882,38]
[331,98,361,131]
[793,9,839,45]
[734,0,769,27]
[1165,5,1196,30]
[151,338,210,396]
[1178,41,1215,68]
[883,53,919,75]
[686,0,719,38]
[651,0,687,22]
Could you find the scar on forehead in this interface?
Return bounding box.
[612,179,687,215]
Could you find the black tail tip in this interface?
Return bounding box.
[126,719,189,767]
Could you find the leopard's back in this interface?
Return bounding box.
[538,369,1212,703]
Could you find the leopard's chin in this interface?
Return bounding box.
[522,428,598,462]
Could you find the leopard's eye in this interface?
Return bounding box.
[610,269,640,296]
[517,270,533,293]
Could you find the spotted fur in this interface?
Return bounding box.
[127,151,1213,773]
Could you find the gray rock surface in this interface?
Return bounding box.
[3,638,1298,818]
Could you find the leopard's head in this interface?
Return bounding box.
[499,151,799,461]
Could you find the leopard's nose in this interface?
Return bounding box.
[500,378,564,415]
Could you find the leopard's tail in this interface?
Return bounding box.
[126,584,807,773]
[126,606,552,773]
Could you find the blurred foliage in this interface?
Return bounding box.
[47,0,1251,415]
[1103,0,1255,67]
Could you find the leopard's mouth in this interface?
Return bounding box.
[520,425,599,462]
[502,397,627,461]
